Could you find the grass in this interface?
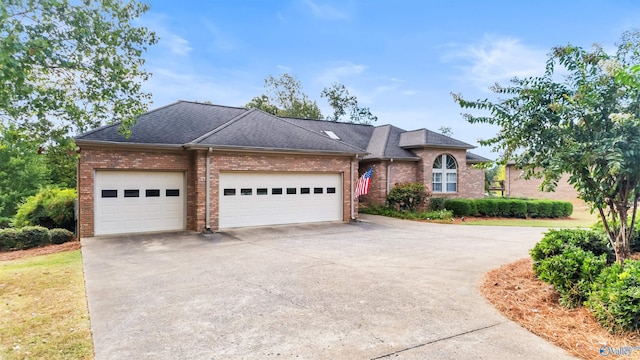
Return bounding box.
[0,250,93,359]
[463,204,598,228]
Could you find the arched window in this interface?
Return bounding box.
[432,154,457,193]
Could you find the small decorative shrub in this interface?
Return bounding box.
[495,199,510,217]
[0,228,19,251]
[50,228,75,245]
[562,202,574,217]
[536,245,607,307]
[15,226,51,249]
[417,210,453,221]
[537,200,553,218]
[586,260,640,333]
[509,199,527,218]
[428,197,446,211]
[530,229,613,272]
[443,199,472,217]
[0,217,12,229]
[387,183,430,211]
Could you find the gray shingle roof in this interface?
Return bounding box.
[466,152,492,163]
[75,100,481,159]
[190,109,365,154]
[398,129,475,149]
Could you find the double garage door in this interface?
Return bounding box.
[219,172,343,228]
[94,170,343,235]
[94,171,185,236]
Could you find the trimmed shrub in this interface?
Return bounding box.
[551,201,565,218]
[14,187,76,231]
[509,199,527,218]
[562,202,574,217]
[537,200,553,218]
[586,260,640,333]
[50,228,75,245]
[443,199,472,217]
[387,182,429,211]
[536,245,607,307]
[530,229,613,272]
[15,226,51,249]
[0,228,19,251]
[428,197,446,211]
[495,199,510,217]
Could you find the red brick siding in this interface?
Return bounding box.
[78,146,357,237]
[505,165,583,204]
[411,148,484,199]
[208,151,356,230]
[77,146,197,238]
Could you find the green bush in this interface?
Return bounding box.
[510,199,527,218]
[530,229,613,272]
[387,182,429,211]
[50,228,75,245]
[14,187,76,231]
[495,199,510,217]
[586,260,640,333]
[537,200,553,218]
[0,228,19,251]
[15,226,51,249]
[0,216,12,229]
[428,197,446,211]
[551,201,565,218]
[443,199,472,217]
[562,202,574,217]
[417,210,453,221]
[536,245,607,307]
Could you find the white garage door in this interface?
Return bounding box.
[219,172,343,228]
[95,171,185,235]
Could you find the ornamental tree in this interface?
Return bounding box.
[453,31,640,263]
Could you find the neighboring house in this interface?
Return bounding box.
[505,163,583,204]
[75,101,489,237]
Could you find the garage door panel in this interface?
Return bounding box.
[219,172,342,228]
[95,171,185,235]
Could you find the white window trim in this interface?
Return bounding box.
[432,154,458,193]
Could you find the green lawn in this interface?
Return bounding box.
[0,250,93,359]
[463,204,598,228]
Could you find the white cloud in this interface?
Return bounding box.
[276,64,293,73]
[301,0,349,20]
[164,33,192,56]
[315,62,367,84]
[140,14,192,57]
[442,35,547,91]
[202,20,237,52]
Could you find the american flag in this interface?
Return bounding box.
[354,167,373,199]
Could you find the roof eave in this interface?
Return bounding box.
[361,155,421,162]
[400,144,476,150]
[184,143,366,156]
[74,139,186,150]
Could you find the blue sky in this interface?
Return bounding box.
[138,0,640,159]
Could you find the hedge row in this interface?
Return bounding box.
[441,198,573,218]
[0,226,75,251]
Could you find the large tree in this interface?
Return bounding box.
[321,83,377,124]
[247,73,322,119]
[1,0,157,138]
[453,31,640,263]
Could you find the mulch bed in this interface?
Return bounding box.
[0,241,82,261]
[481,258,640,360]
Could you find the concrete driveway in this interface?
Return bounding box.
[81,214,576,359]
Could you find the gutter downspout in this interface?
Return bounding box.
[386,158,393,196]
[350,155,356,220]
[205,147,213,233]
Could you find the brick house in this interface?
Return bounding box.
[505,163,583,204]
[75,101,488,237]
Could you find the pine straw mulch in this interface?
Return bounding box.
[481,258,640,360]
[0,240,81,261]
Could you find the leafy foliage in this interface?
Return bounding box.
[247,73,322,119]
[15,226,51,249]
[50,228,75,245]
[0,0,157,138]
[0,125,51,221]
[428,197,446,211]
[386,182,429,211]
[586,260,640,333]
[360,205,452,221]
[14,187,77,231]
[321,83,377,124]
[453,31,640,263]
[530,229,614,273]
[536,246,607,307]
[0,228,18,251]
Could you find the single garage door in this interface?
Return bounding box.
[95,171,185,235]
[219,172,342,228]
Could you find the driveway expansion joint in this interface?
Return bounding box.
[369,321,507,360]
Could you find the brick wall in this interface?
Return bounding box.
[358,160,419,205]
[78,146,357,237]
[208,151,356,229]
[77,146,197,238]
[411,148,484,199]
[506,165,583,204]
